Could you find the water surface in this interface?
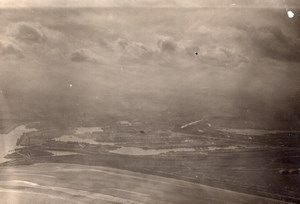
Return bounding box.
[0,125,37,163]
[54,135,99,145]
[110,147,195,156]
[75,127,103,134]
[219,128,300,136]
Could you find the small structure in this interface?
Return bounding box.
[279,169,289,175]
[288,169,299,174]
[279,168,300,175]
[117,121,132,126]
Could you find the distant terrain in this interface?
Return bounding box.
[0,119,299,203]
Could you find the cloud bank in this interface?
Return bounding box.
[0,7,299,127]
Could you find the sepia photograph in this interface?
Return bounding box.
[0,0,299,203]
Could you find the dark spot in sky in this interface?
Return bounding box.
[140,130,145,134]
[195,52,198,55]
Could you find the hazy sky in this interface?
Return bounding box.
[0,5,299,126]
[0,0,299,8]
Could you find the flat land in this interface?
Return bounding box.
[0,163,289,204]
[1,121,300,203]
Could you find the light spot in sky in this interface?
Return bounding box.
[287,10,294,18]
[69,84,73,88]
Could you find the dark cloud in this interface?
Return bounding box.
[117,38,129,50]
[127,42,151,57]
[0,40,23,57]
[9,22,46,43]
[116,38,153,63]
[98,38,112,51]
[254,27,300,62]
[234,25,300,62]
[69,48,96,63]
[157,36,177,53]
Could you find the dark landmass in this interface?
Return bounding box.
[1,120,299,203]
